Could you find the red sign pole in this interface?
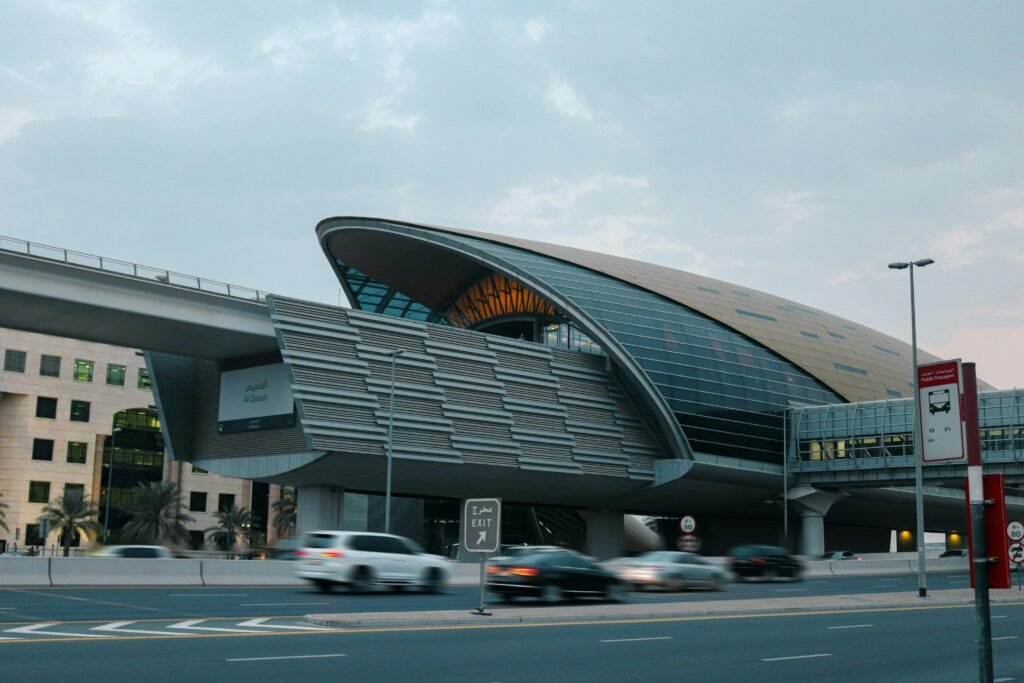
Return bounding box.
[964,362,994,683]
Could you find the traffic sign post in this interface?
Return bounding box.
[1009,523,1024,592]
[463,498,501,615]
[918,360,966,463]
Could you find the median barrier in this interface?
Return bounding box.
[827,559,913,576]
[200,559,303,586]
[0,558,52,586]
[48,557,204,586]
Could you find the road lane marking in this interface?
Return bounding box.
[5,623,110,639]
[168,619,261,634]
[227,654,347,662]
[600,637,671,643]
[994,677,1015,682]
[993,636,1019,641]
[993,615,1008,619]
[238,618,331,631]
[774,589,806,592]
[240,602,330,607]
[169,594,247,598]
[762,653,832,662]
[827,624,873,630]
[92,621,185,636]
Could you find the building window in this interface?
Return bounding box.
[137,368,151,389]
[189,492,207,512]
[25,523,44,546]
[218,493,235,513]
[32,439,54,462]
[70,400,91,423]
[28,481,50,503]
[39,354,61,377]
[64,483,85,498]
[106,364,127,386]
[3,350,26,373]
[73,359,94,382]
[35,397,58,419]
[67,442,88,464]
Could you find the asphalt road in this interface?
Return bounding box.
[0,571,978,623]
[1,590,1022,682]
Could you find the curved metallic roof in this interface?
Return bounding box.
[316,217,950,404]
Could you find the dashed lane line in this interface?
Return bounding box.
[762,653,832,662]
[827,624,873,630]
[600,637,672,643]
[227,654,347,662]
[240,602,330,607]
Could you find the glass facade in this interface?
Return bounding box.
[73,359,94,382]
[3,349,26,372]
[791,389,1024,464]
[106,363,126,386]
[336,230,843,463]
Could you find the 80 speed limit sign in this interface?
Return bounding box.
[1008,521,1024,542]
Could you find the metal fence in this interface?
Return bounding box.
[0,234,269,303]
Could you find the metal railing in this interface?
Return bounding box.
[0,234,270,303]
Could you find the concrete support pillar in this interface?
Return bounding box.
[788,486,846,556]
[296,486,345,535]
[586,508,624,560]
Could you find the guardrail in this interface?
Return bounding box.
[0,234,270,303]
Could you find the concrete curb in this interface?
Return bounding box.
[304,588,1024,630]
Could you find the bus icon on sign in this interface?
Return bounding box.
[928,389,951,415]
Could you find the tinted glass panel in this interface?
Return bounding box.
[70,400,91,422]
[35,397,57,419]
[67,442,88,464]
[73,359,94,382]
[39,355,61,377]
[106,364,126,386]
[4,350,26,372]
[32,439,54,461]
[28,481,50,503]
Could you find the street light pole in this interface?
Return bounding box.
[102,426,123,543]
[889,258,934,598]
[384,350,404,534]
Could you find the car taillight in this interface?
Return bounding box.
[751,558,766,565]
[295,550,307,558]
[321,550,344,558]
[510,567,539,577]
[487,566,501,574]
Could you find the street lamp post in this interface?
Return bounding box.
[384,350,404,534]
[102,426,123,543]
[889,258,934,598]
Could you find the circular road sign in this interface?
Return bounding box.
[1008,521,1024,542]
[677,535,702,553]
[680,515,697,534]
[1009,542,1024,565]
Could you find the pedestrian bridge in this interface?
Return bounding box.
[787,390,1024,488]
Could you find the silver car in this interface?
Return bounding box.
[615,551,726,591]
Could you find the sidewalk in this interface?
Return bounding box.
[305,588,1024,630]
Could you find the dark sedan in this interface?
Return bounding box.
[726,545,804,581]
[486,549,625,603]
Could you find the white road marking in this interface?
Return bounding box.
[994,677,1015,682]
[237,618,331,631]
[876,578,901,581]
[774,588,806,592]
[5,623,110,639]
[600,637,672,643]
[168,593,247,598]
[227,654,347,663]
[827,624,873,630]
[993,615,1008,619]
[92,621,185,636]
[167,619,261,634]
[762,653,832,662]
[239,602,330,607]
[0,637,21,640]
[993,636,1019,641]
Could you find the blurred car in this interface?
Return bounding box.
[939,549,969,558]
[726,545,804,581]
[486,545,563,566]
[0,550,33,557]
[296,531,448,593]
[487,548,625,603]
[268,537,304,560]
[93,545,172,559]
[614,551,726,591]
[821,551,859,560]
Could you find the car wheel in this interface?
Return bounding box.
[350,566,374,594]
[540,583,563,604]
[665,576,685,592]
[314,580,333,593]
[421,567,446,594]
[498,592,516,603]
[605,581,626,603]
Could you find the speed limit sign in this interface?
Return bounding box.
[680,515,697,534]
[1008,521,1024,542]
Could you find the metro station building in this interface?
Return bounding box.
[4,217,1021,558]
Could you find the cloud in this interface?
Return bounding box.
[0,109,39,145]
[828,270,864,287]
[545,74,594,122]
[935,324,1024,389]
[762,191,819,233]
[933,201,1024,268]
[524,19,551,43]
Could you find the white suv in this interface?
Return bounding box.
[296,531,449,593]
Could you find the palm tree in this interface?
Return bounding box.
[272,488,296,538]
[0,491,8,533]
[206,505,254,552]
[40,490,100,557]
[120,482,194,546]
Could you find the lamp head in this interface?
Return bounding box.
[888,262,909,270]
[913,258,934,268]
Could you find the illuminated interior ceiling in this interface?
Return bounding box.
[443,272,558,328]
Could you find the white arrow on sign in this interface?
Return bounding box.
[476,531,487,545]
[1009,542,1024,565]
[1008,521,1024,541]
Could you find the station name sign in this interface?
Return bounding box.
[218,363,295,434]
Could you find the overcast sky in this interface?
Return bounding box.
[2,1,1021,388]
